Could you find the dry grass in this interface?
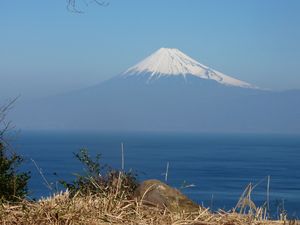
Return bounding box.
[0,190,294,225]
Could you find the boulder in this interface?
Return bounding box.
[134,179,200,212]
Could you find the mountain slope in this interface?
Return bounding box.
[10,48,300,133]
[122,48,256,89]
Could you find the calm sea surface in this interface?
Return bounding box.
[12,131,300,218]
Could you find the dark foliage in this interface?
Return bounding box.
[0,99,30,202]
[0,142,30,202]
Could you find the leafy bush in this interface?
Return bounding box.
[60,149,138,199]
[0,142,30,202]
[0,99,30,202]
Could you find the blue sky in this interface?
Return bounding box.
[1,0,300,100]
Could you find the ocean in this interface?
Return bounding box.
[11,131,300,218]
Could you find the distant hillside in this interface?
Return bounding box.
[11,48,300,133]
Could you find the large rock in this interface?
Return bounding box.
[134,179,200,212]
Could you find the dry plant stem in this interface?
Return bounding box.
[121,142,124,171]
[31,158,53,191]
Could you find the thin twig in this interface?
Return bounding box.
[31,158,53,191]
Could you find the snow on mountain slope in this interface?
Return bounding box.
[122,48,256,89]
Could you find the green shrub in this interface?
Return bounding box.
[0,142,30,202]
[60,149,138,199]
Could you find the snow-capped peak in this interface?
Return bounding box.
[122,48,257,88]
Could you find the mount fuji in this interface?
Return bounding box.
[11,48,300,133]
[121,48,256,89]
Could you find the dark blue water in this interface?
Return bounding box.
[12,131,300,218]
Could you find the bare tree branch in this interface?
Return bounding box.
[67,0,109,13]
[0,97,19,147]
[0,97,18,120]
